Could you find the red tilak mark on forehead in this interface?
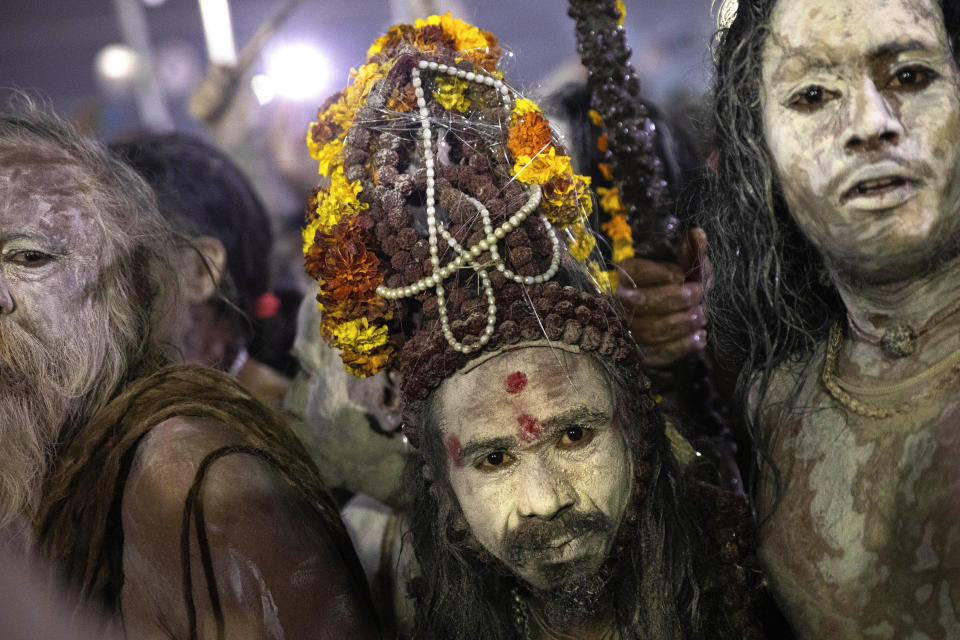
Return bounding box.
[517,414,542,443]
[446,435,462,465]
[506,371,528,394]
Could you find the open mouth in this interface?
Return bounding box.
[842,176,917,203]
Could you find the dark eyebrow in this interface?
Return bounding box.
[457,408,611,462]
[868,40,936,61]
[459,436,516,461]
[542,407,611,432]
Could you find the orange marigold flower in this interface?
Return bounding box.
[602,214,635,263]
[507,111,552,159]
[601,213,631,241]
[309,222,383,304]
[597,132,608,152]
[597,162,614,181]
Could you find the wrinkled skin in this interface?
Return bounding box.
[757,0,960,637]
[0,152,104,527]
[0,151,101,348]
[436,348,632,594]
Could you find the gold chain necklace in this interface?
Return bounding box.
[821,323,960,418]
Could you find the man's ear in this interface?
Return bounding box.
[179,235,227,304]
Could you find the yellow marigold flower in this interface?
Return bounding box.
[602,214,635,263]
[510,98,542,125]
[611,237,635,263]
[342,344,395,378]
[587,109,604,127]
[311,138,343,178]
[540,172,593,228]
[344,62,391,111]
[307,125,323,159]
[596,186,627,216]
[588,260,618,294]
[367,24,404,57]
[511,147,572,185]
[302,168,367,253]
[415,13,490,53]
[433,76,471,112]
[322,95,354,130]
[567,221,597,262]
[329,317,390,354]
[616,0,626,27]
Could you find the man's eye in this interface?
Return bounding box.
[787,86,837,111]
[888,66,937,91]
[477,450,514,471]
[558,426,595,450]
[7,250,53,267]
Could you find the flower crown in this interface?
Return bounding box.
[302,14,616,379]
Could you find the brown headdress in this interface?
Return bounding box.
[302,13,644,423]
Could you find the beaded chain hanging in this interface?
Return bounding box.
[375,60,561,353]
[302,14,611,378]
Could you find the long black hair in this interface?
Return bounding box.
[402,357,762,639]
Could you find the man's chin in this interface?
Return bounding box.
[527,566,609,627]
[826,235,960,286]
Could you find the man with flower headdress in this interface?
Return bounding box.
[299,14,771,639]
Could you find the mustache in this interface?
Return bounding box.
[504,509,612,567]
[0,318,54,386]
[825,154,934,199]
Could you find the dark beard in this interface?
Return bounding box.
[503,509,613,573]
[535,571,608,628]
[503,509,614,627]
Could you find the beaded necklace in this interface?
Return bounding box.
[821,323,960,418]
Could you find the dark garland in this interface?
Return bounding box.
[568,0,742,493]
[567,0,677,261]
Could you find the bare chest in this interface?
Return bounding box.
[760,384,960,639]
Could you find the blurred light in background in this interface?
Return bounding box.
[251,74,277,105]
[198,0,238,66]
[96,44,140,82]
[94,43,140,98]
[141,0,169,6]
[258,42,330,102]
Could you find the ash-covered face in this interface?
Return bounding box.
[761,0,960,281]
[435,347,632,592]
[0,151,102,342]
[0,147,106,526]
